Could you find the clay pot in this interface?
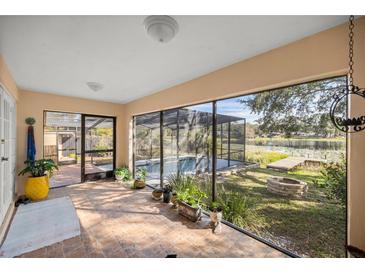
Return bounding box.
[134,180,146,189]
[152,189,163,200]
[171,193,178,208]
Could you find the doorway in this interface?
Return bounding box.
[0,85,16,227]
[81,114,116,181]
[43,111,116,187]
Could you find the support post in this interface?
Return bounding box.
[228,121,231,167]
[243,118,246,162]
[212,101,217,202]
[220,123,223,159]
[176,109,180,176]
[149,128,153,160]
[160,111,164,187]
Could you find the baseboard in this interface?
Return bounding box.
[0,201,16,246]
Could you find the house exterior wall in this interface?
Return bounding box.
[122,17,365,251]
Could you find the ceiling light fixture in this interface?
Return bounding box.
[144,15,179,43]
[86,82,103,92]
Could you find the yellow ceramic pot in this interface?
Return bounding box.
[25,175,49,201]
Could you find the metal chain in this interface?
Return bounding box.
[348,15,355,87]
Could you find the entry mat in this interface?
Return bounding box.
[0,196,80,258]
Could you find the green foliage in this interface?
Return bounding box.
[176,183,207,208]
[114,166,131,181]
[95,128,113,136]
[135,167,147,181]
[209,201,223,211]
[68,153,81,161]
[217,191,254,228]
[246,150,288,166]
[18,159,58,178]
[25,117,36,125]
[321,154,346,204]
[239,77,346,137]
[168,174,197,192]
[168,174,207,208]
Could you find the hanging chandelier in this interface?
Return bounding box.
[329,15,365,133]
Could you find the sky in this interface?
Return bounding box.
[186,95,261,124]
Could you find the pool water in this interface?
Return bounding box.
[135,156,242,184]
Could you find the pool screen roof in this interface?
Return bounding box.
[135,108,245,129]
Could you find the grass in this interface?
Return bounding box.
[251,136,345,142]
[245,151,288,166]
[216,167,346,258]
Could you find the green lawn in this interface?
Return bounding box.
[216,167,346,257]
[251,136,345,142]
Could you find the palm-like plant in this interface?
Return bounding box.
[18,159,58,178]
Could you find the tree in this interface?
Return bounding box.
[239,77,347,137]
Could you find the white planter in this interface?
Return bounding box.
[115,175,124,182]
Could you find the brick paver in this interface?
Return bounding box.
[19,180,287,258]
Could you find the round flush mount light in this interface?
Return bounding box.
[86,82,103,92]
[144,15,179,43]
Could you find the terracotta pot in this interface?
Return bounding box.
[177,200,201,222]
[134,180,145,189]
[152,189,163,200]
[171,193,178,207]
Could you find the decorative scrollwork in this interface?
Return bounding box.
[330,85,365,133]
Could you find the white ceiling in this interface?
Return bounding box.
[0,15,348,104]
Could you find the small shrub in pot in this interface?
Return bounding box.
[114,166,131,182]
[134,168,147,189]
[152,188,163,200]
[209,201,223,234]
[176,182,207,222]
[162,184,173,203]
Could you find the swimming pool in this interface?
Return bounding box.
[135,156,242,186]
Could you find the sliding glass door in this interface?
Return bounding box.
[81,115,116,181]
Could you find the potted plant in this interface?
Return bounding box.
[209,201,223,234]
[18,159,58,201]
[176,183,207,222]
[134,167,147,189]
[114,166,131,183]
[152,188,163,200]
[171,191,178,208]
[162,184,173,203]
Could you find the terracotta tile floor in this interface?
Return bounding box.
[19,180,287,258]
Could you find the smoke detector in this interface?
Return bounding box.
[86,82,103,92]
[144,15,179,43]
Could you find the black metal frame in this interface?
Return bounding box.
[81,114,117,182]
[43,110,116,185]
[131,75,349,258]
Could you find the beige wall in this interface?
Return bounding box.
[123,17,365,251]
[0,55,19,101]
[16,90,125,194]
